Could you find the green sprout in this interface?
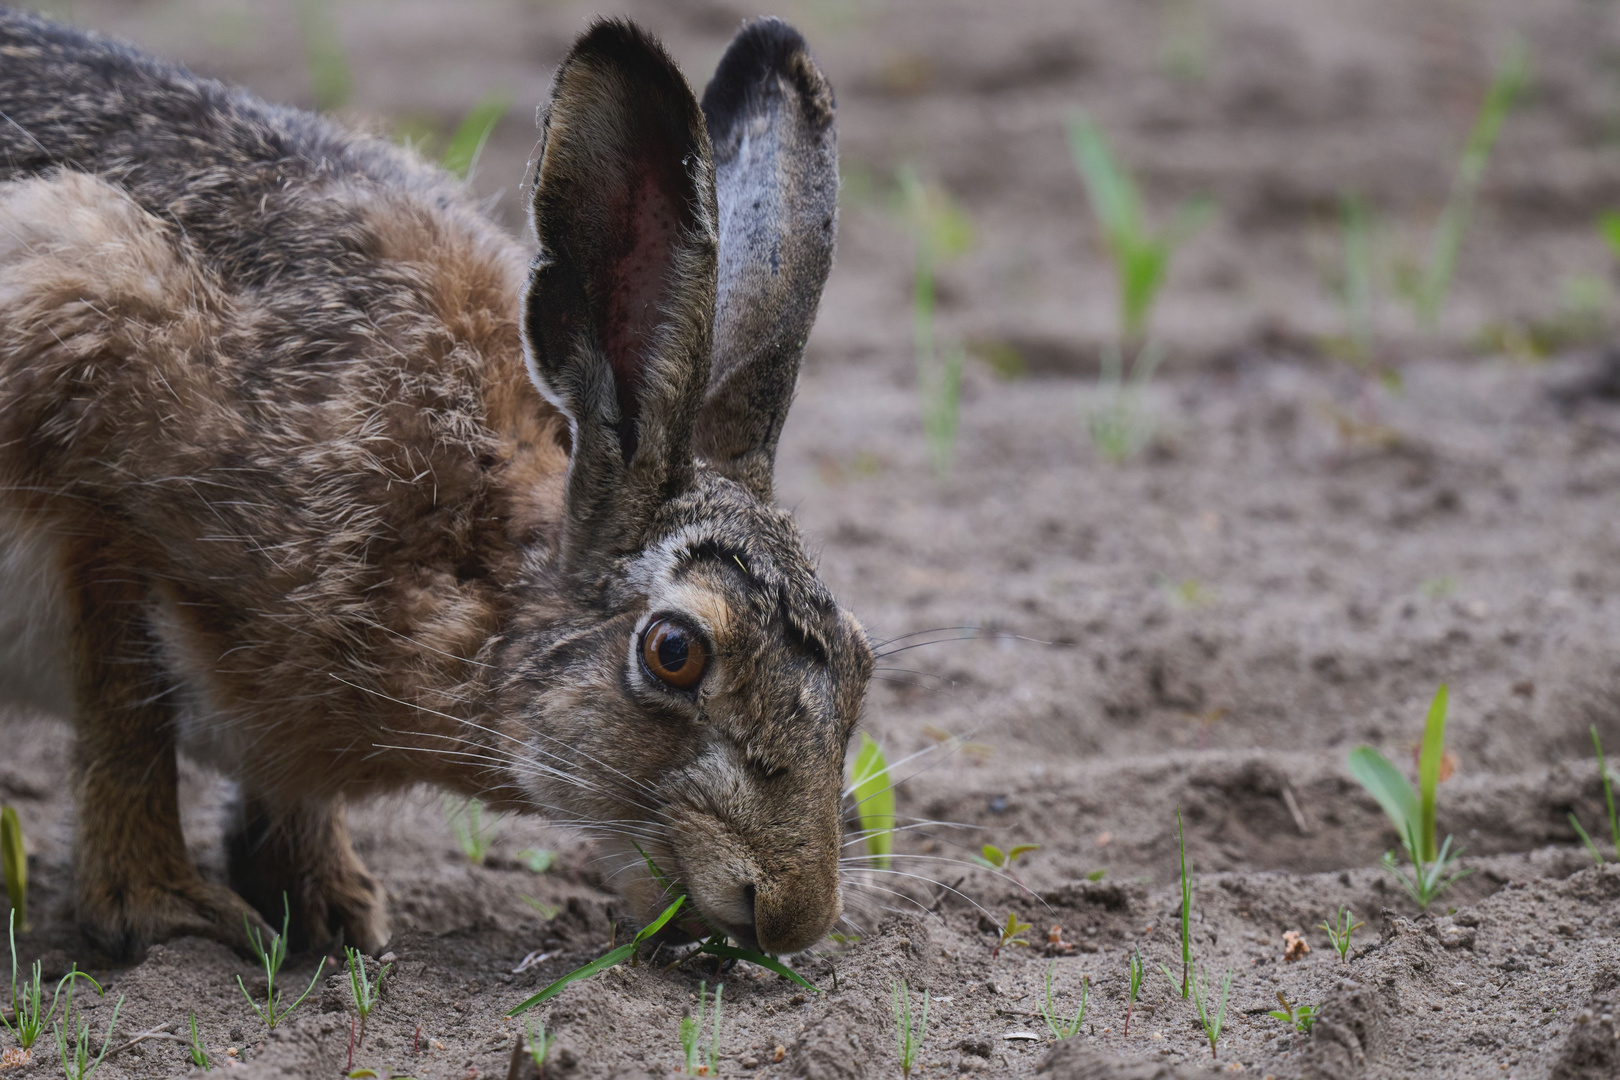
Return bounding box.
[3,910,102,1051]
[443,93,510,184]
[1267,991,1316,1036]
[891,979,930,1078]
[1039,963,1087,1040]
[1188,965,1232,1060]
[991,911,1033,959]
[973,843,1040,872]
[1319,906,1364,963]
[524,1017,555,1075]
[1568,725,1619,864]
[1403,39,1529,331]
[187,1013,211,1071]
[294,0,351,112]
[53,976,123,1080]
[1348,684,1472,908]
[444,796,493,864]
[345,947,391,1045]
[517,849,556,874]
[237,897,326,1030]
[678,980,723,1075]
[895,166,973,480]
[508,895,686,1016]
[1174,807,1192,998]
[850,733,896,871]
[1124,948,1144,1036]
[1,805,23,931]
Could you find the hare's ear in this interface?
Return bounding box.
[696,19,838,501]
[524,19,717,564]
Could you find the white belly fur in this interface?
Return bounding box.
[0,514,71,717]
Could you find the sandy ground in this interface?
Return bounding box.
[7,0,1620,1077]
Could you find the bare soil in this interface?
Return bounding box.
[6,1,1620,1078]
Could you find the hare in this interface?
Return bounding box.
[0,9,871,960]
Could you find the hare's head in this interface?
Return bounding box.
[502,18,869,954]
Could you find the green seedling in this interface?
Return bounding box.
[895,166,973,479]
[1188,965,1232,1060]
[524,1017,555,1076]
[0,805,23,931]
[1174,807,1192,998]
[1403,39,1529,331]
[891,978,930,1078]
[345,947,391,1045]
[53,976,122,1080]
[1085,868,1107,882]
[237,897,326,1030]
[973,843,1040,872]
[443,93,510,183]
[517,849,556,874]
[520,895,561,920]
[1601,210,1620,263]
[1319,906,1364,963]
[3,910,102,1051]
[1124,948,1144,1036]
[444,796,493,864]
[1568,725,1619,864]
[1039,963,1087,1039]
[851,733,896,870]
[991,911,1033,959]
[677,980,723,1075]
[1348,684,1472,908]
[187,1012,211,1071]
[508,896,686,1016]
[1267,991,1316,1036]
[294,0,351,112]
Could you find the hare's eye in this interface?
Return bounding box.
[641,617,709,691]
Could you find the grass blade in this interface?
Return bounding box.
[1347,746,1419,855]
[1,805,24,930]
[698,940,817,992]
[851,733,895,870]
[1417,683,1449,862]
[507,896,685,1016]
[443,93,510,183]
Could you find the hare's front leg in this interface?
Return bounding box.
[226,792,390,955]
[68,561,271,959]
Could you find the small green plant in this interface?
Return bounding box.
[345,947,391,1045]
[1348,684,1472,908]
[524,1017,555,1076]
[1267,991,1316,1036]
[895,167,973,479]
[678,980,724,1075]
[1124,948,1144,1036]
[443,93,510,184]
[3,910,101,1051]
[1319,906,1364,963]
[294,0,351,112]
[1568,725,1619,865]
[187,1012,211,1070]
[444,796,493,864]
[517,849,556,874]
[850,733,896,870]
[1188,965,1232,1060]
[891,978,930,1078]
[509,896,687,1016]
[991,911,1033,958]
[520,895,561,920]
[0,805,23,931]
[973,843,1040,872]
[53,977,123,1080]
[237,897,326,1030]
[1173,807,1192,998]
[1039,963,1087,1039]
[1402,39,1529,331]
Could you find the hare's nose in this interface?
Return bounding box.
[727,884,761,951]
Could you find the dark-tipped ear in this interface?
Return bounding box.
[696,19,838,502]
[524,19,717,564]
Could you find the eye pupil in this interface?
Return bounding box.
[657,630,689,672]
[642,617,708,690]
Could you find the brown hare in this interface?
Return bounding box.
[0,9,871,960]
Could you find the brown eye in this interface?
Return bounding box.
[641,617,708,691]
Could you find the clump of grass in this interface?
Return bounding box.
[895,166,973,480]
[991,911,1033,959]
[1319,906,1364,963]
[1,806,23,931]
[891,979,929,1078]
[345,947,391,1046]
[851,734,896,871]
[1267,991,1316,1036]
[1348,684,1472,908]
[443,796,493,865]
[677,980,724,1075]
[187,1013,211,1071]
[1039,963,1087,1039]
[53,976,123,1080]
[3,910,101,1052]
[442,94,510,184]
[1123,948,1144,1036]
[1188,965,1232,1060]
[1568,724,1619,865]
[294,0,351,112]
[523,1017,555,1076]
[238,897,326,1031]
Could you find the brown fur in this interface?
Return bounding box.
[0,11,866,958]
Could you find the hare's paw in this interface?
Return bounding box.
[76,874,273,960]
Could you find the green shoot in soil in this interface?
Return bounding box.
[3,910,101,1051]
[524,1017,554,1075]
[443,94,510,184]
[238,897,325,1030]
[1267,991,1316,1036]
[0,805,22,931]
[678,980,723,1075]
[1188,965,1232,1060]
[1039,963,1087,1039]
[973,843,1040,872]
[891,979,929,1078]
[851,733,896,870]
[1568,724,1619,864]
[1319,906,1364,963]
[508,896,686,1016]
[444,796,493,864]
[895,166,973,480]
[1348,684,1472,908]
[295,0,351,112]
[1403,39,1529,331]
[187,1012,211,1071]
[53,976,122,1080]
[517,849,556,874]
[991,911,1033,958]
[345,947,391,1045]
[1124,948,1144,1036]
[1174,807,1192,998]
